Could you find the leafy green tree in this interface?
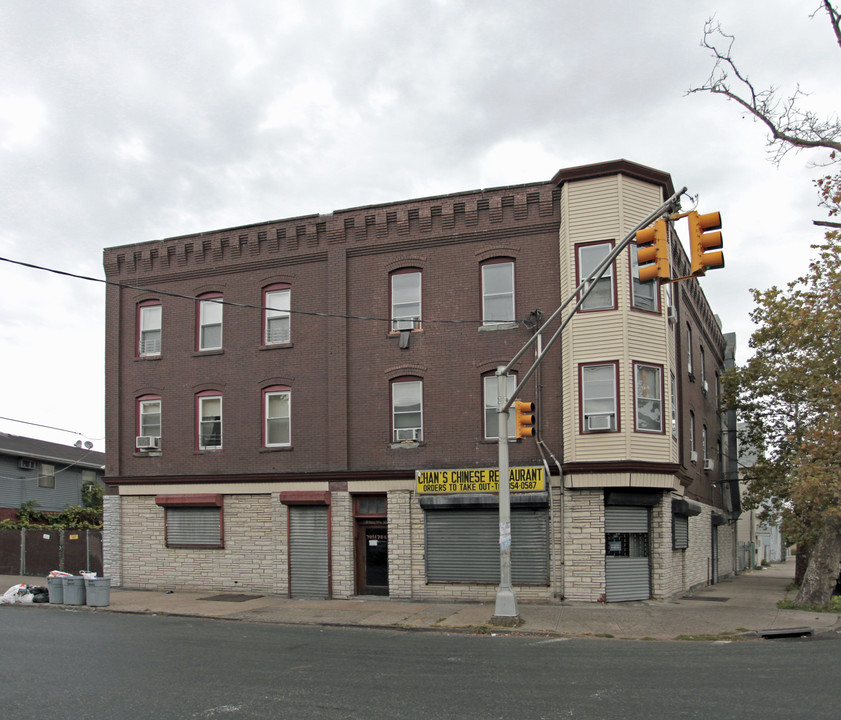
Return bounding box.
[726,228,841,605]
[691,1,841,605]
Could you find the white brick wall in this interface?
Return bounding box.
[562,490,604,602]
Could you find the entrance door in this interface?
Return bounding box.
[289,505,329,599]
[604,506,651,602]
[353,495,388,595]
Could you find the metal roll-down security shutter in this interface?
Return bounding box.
[425,507,549,585]
[605,505,651,602]
[289,505,329,599]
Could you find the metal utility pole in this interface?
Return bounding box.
[492,186,686,621]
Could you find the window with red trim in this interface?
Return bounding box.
[197,293,223,351]
[137,300,162,356]
[264,386,291,447]
[197,392,222,450]
[264,284,290,345]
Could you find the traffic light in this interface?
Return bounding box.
[635,219,670,282]
[688,210,724,276]
[514,400,535,439]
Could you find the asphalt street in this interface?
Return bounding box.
[3,608,839,720]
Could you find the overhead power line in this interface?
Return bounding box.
[0,255,503,325]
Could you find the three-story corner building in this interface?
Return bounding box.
[102,159,738,603]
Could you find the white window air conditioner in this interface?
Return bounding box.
[18,458,36,470]
[394,428,421,442]
[586,414,613,432]
[704,458,714,471]
[690,450,699,463]
[394,319,418,332]
[666,306,678,324]
[136,436,160,450]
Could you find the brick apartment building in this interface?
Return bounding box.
[102,159,739,603]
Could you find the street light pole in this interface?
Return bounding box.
[494,366,517,620]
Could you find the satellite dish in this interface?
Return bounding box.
[74,440,83,448]
[84,441,93,450]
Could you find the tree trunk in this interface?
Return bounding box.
[794,516,841,606]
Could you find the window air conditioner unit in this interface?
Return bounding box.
[18,458,36,470]
[395,428,421,442]
[690,450,699,463]
[394,319,418,332]
[704,458,714,471]
[666,306,678,324]
[586,414,613,431]
[136,436,160,450]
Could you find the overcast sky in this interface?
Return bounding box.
[1,0,839,452]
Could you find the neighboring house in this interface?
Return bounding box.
[0,433,105,522]
[103,159,738,603]
[736,426,784,570]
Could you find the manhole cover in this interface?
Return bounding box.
[199,594,263,602]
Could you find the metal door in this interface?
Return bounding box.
[289,505,329,599]
[605,506,651,601]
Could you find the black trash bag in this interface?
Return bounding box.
[29,585,50,603]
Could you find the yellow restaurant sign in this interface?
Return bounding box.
[416,466,544,494]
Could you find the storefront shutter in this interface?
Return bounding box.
[425,508,548,585]
[166,507,221,546]
[289,505,329,599]
[604,505,650,602]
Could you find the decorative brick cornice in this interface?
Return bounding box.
[103,185,560,279]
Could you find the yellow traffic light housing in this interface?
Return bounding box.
[688,210,724,276]
[514,400,535,439]
[635,219,670,282]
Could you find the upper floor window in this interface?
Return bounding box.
[700,346,707,392]
[138,302,162,356]
[484,373,517,440]
[197,393,222,450]
[580,362,618,432]
[630,244,658,311]
[392,377,423,442]
[264,387,291,447]
[577,242,615,311]
[481,260,515,325]
[634,363,663,433]
[689,411,696,461]
[686,324,694,378]
[137,396,161,449]
[264,285,290,345]
[38,463,55,489]
[198,294,223,351]
[670,372,678,441]
[391,270,422,331]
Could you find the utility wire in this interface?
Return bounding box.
[0,255,505,325]
[0,416,102,440]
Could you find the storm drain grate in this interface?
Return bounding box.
[199,594,263,602]
[685,596,729,602]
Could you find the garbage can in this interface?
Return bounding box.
[84,577,111,607]
[62,576,86,606]
[47,577,64,604]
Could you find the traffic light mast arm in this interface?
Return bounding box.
[495,186,687,413]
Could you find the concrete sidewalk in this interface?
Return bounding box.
[3,558,839,640]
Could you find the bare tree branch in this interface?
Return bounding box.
[687,7,841,165]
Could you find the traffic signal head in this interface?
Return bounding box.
[635,219,670,282]
[514,400,535,439]
[688,211,724,276]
